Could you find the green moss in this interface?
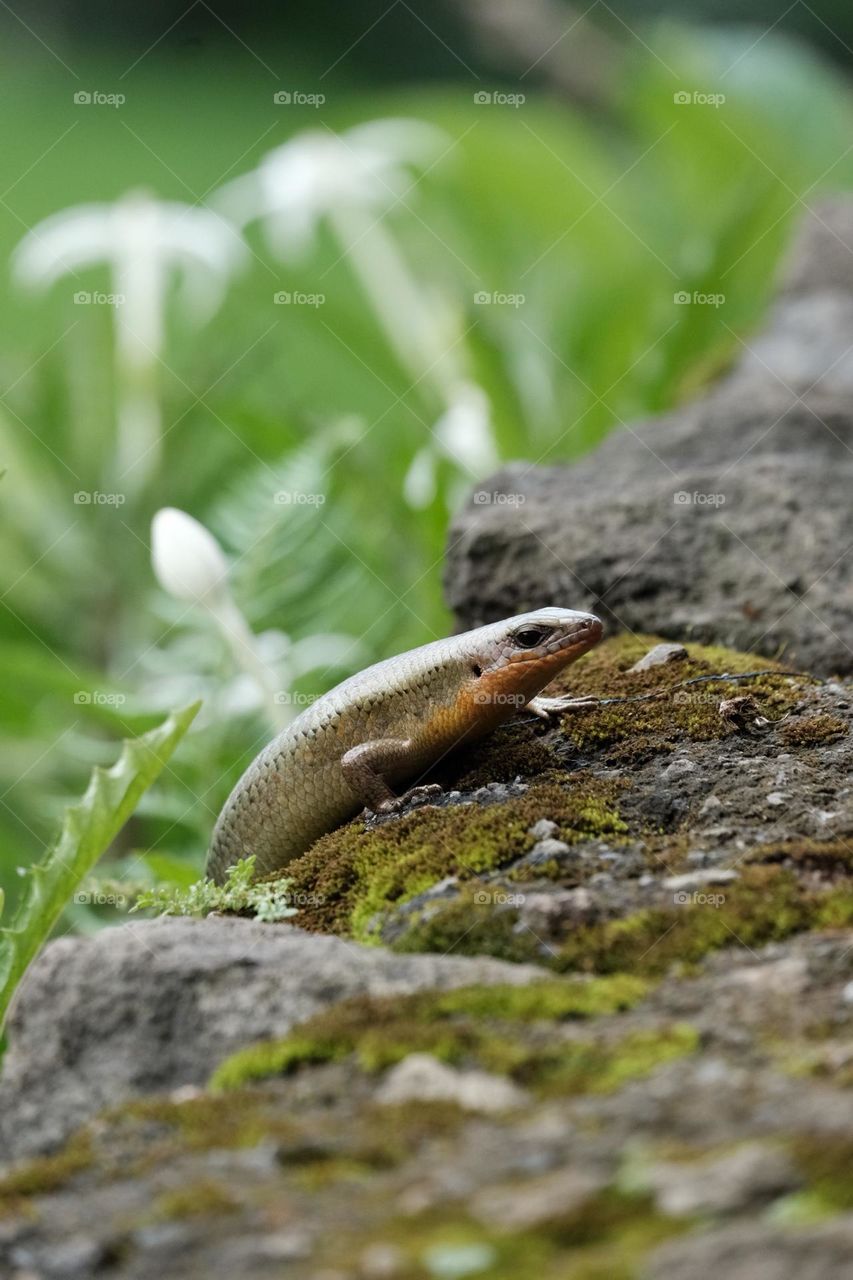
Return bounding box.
[392,891,543,964]
[552,636,805,759]
[210,979,692,1100]
[0,1132,93,1205]
[523,1024,700,1097]
[390,863,853,976]
[792,1135,853,1212]
[152,1178,238,1220]
[746,839,853,876]
[555,866,853,977]
[779,714,848,747]
[207,1034,348,1092]
[109,1089,286,1152]
[433,975,651,1021]
[273,777,629,941]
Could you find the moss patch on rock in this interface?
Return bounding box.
[315,1186,691,1280]
[209,976,695,1099]
[272,776,629,940]
[0,1131,93,1213]
[390,865,853,975]
[555,866,853,977]
[745,838,853,876]
[552,635,806,758]
[779,714,848,747]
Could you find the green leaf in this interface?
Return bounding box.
[0,701,201,1029]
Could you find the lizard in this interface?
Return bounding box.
[206,607,603,883]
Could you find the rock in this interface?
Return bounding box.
[841,980,853,1005]
[445,200,853,676]
[630,644,688,672]
[528,837,571,861]
[517,887,599,934]
[642,1142,800,1217]
[528,819,558,840]
[14,1236,106,1278]
[471,1166,605,1231]
[644,1214,853,1280]
[0,917,545,1160]
[374,1053,529,1113]
[663,870,738,892]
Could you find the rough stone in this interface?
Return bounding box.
[0,917,543,1161]
[644,1215,853,1280]
[642,1142,801,1217]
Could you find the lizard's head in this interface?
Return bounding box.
[465,607,603,712]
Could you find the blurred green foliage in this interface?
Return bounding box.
[0,24,852,912]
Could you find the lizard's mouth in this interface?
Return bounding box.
[562,614,603,647]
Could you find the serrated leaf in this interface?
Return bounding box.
[0,701,200,1028]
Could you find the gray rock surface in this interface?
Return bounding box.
[644,1215,853,1280]
[445,198,853,676]
[0,917,543,1161]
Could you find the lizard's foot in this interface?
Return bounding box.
[527,694,601,721]
[371,783,443,816]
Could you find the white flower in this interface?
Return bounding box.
[13,192,246,489]
[215,118,449,257]
[13,191,245,328]
[151,507,230,605]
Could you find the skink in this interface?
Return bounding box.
[207,607,603,882]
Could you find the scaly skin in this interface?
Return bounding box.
[207,607,603,882]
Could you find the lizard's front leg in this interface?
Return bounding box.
[341,739,442,814]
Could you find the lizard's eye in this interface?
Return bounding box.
[514,626,548,649]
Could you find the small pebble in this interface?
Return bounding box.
[630,643,688,672]
[528,818,558,840]
[528,837,570,861]
[664,869,738,891]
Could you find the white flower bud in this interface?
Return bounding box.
[151,507,229,604]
